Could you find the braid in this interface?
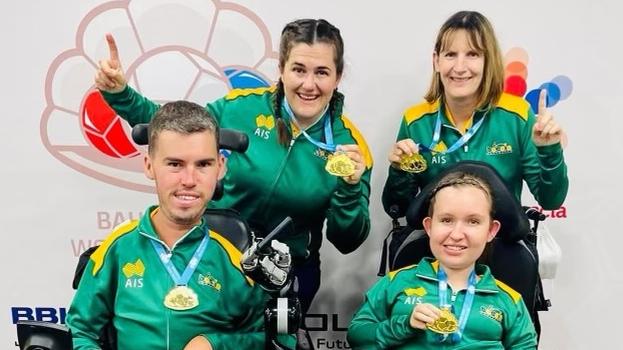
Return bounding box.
[273,79,291,147]
[328,88,344,120]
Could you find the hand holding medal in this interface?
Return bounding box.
[425,306,458,334]
[399,153,427,173]
[409,303,443,330]
[282,96,363,183]
[389,139,427,173]
[327,144,365,184]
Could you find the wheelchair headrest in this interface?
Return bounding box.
[405,161,530,242]
[131,123,249,153]
[131,123,248,201]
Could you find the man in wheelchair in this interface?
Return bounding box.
[348,168,537,349]
[64,101,296,349]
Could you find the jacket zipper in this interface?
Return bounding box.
[258,137,297,222]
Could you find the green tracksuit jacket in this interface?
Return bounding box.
[383,93,568,217]
[102,86,373,260]
[66,206,294,350]
[347,258,537,349]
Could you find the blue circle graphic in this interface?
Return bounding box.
[551,75,573,100]
[525,89,541,113]
[539,82,561,107]
[224,68,270,89]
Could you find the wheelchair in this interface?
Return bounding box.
[16,125,302,350]
[378,161,550,338]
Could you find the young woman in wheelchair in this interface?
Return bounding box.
[348,171,537,349]
[381,10,568,334]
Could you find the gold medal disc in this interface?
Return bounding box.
[399,153,427,173]
[164,285,199,310]
[325,152,356,177]
[426,307,458,334]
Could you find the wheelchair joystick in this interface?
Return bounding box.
[240,217,302,349]
[241,217,294,293]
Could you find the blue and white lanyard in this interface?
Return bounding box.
[283,97,336,152]
[419,107,487,154]
[438,266,477,343]
[150,228,210,286]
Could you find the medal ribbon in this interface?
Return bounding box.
[438,266,477,343]
[419,107,487,154]
[151,227,210,286]
[283,97,336,152]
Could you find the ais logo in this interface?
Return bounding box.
[42,0,276,192]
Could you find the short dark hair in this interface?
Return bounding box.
[148,101,219,155]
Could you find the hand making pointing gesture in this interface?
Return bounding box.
[95,34,127,93]
[532,89,563,146]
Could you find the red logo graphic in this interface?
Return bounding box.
[81,91,140,158]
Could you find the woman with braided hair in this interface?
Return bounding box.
[95,18,373,322]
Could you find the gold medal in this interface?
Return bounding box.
[164,285,199,310]
[325,152,356,177]
[426,306,458,334]
[399,153,427,173]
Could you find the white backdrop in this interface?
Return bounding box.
[1,0,619,349]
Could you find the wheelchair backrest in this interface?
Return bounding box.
[203,208,252,252]
[405,161,530,243]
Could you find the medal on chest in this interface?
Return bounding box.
[164,285,199,310]
[150,226,210,311]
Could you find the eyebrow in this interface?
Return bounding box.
[292,62,332,71]
[163,156,217,163]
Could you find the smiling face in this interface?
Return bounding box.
[280,42,341,125]
[423,184,500,274]
[145,130,224,229]
[433,29,485,108]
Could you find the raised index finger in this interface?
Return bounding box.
[106,33,120,62]
[538,89,548,115]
